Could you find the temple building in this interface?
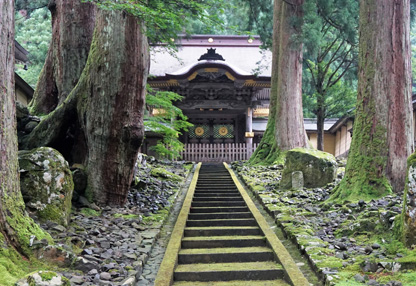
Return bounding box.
[146,35,272,161]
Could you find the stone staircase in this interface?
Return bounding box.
[172,163,290,285]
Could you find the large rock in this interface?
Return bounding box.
[403,152,416,246]
[16,271,70,286]
[281,148,337,189]
[19,147,74,226]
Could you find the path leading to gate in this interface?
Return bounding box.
[154,163,310,286]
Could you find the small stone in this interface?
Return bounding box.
[100,241,111,249]
[124,253,138,259]
[367,279,379,286]
[82,248,93,255]
[364,245,373,254]
[291,171,304,190]
[354,274,365,283]
[335,252,345,260]
[335,242,347,251]
[100,272,112,280]
[70,276,85,285]
[121,277,135,285]
[88,269,98,275]
[52,225,66,232]
[371,243,381,249]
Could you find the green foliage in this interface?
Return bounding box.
[84,0,227,46]
[15,0,49,13]
[184,0,273,48]
[303,61,357,119]
[144,86,192,159]
[302,0,358,119]
[411,26,416,89]
[15,7,51,87]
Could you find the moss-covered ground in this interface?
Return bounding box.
[232,160,416,286]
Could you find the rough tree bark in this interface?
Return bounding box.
[23,9,149,206]
[0,0,50,256]
[330,0,413,202]
[316,93,325,151]
[250,0,308,164]
[29,0,96,114]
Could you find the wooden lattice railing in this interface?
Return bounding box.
[180,143,258,162]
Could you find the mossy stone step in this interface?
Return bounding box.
[181,235,266,248]
[173,279,290,286]
[192,201,246,207]
[178,246,274,264]
[187,218,257,227]
[174,261,284,281]
[188,212,252,220]
[190,207,249,213]
[184,226,262,237]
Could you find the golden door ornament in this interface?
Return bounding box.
[219,126,228,136]
[195,127,205,136]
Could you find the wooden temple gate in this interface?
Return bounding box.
[180,143,258,162]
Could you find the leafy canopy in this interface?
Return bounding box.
[84,0,228,46]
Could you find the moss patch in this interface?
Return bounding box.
[80,208,101,217]
[150,167,182,182]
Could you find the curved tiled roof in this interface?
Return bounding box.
[150,35,272,78]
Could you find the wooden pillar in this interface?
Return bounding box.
[246,107,253,146]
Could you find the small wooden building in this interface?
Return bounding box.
[15,40,34,105]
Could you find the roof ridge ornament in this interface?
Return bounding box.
[198,48,225,61]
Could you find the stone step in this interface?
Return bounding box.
[197,183,236,187]
[190,206,249,213]
[173,279,290,286]
[181,235,266,248]
[194,189,238,193]
[187,218,257,227]
[174,261,284,282]
[184,226,262,237]
[192,201,246,207]
[188,212,252,220]
[198,179,233,183]
[192,196,243,202]
[178,247,274,264]
[193,192,240,197]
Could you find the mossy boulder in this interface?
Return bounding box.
[19,147,74,226]
[403,152,416,246]
[281,148,337,189]
[16,271,70,286]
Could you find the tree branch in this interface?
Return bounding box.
[281,0,301,7]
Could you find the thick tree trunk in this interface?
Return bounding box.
[250,0,307,164]
[0,0,50,256]
[29,0,96,114]
[79,10,148,205]
[331,0,413,202]
[274,0,308,150]
[23,9,149,206]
